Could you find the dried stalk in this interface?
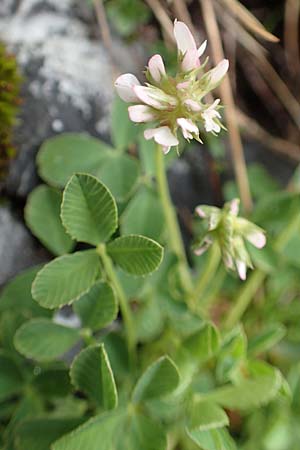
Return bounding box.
[144,0,174,43]
[284,0,300,77]
[237,110,300,162]
[220,0,279,43]
[200,0,253,213]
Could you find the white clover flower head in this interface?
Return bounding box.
[114,20,229,154]
[193,198,266,280]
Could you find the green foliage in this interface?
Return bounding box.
[106,0,151,37]
[70,344,117,410]
[2,80,300,450]
[37,133,112,187]
[107,235,163,276]
[0,42,22,177]
[25,185,74,255]
[32,250,101,308]
[132,356,180,402]
[61,173,118,246]
[74,282,118,331]
[14,318,80,361]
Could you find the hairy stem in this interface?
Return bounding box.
[155,145,193,296]
[193,242,221,308]
[97,244,136,366]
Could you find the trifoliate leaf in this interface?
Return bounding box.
[183,322,221,362]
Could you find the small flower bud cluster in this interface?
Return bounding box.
[115,20,229,154]
[193,199,266,280]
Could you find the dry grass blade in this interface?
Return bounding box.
[218,6,300,130]
[284,0,300,77]
[200,0,253,213]
[145,0,174,43]
[221,0,279,43]
[172,0,198,37]
[237,110,300,162]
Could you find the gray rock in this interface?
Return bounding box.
[0,205,49,286]
[0,0,141,198]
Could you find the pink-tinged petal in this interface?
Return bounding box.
[128,105,156,123]
[114,73,140,102]
[148,54,166,83]
[246,232,266,249]
[184,99,201,112]
[177,81,190,90]
[134,85,177,110]
[144,126,179,147]
[210,59,229,85]
[174,20,197,54]
[236,260,247,281]
[181,49,200,72]
[229,198,240,216]
[195,206,207,218]
[198,40,207,57]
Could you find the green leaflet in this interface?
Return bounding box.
[74,281,118,331]
[37,133,112,187]
[107,234,164,276]
[132,355,180,403]
[0,265,48,316]
[70,344,118,410]
[15,417,83,450]
[0,351,23,402]
[248,323,286,356]
[32,250,100,309]
[52,408,166,450]
[121,187,164,240]
[25,185,74,256]
[200,370,283,410]
[61,173,118,246]
[14,318,80,362]
[183,322,221,362]
[187,401,229,431]
[187,427,236,450]
[97,154,139,202]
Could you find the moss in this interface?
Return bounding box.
[0,42,22,178]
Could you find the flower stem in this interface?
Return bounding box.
[155,145,193,296]
[97,244,136,366]
[225,211,300,329]
[193,242,221,307]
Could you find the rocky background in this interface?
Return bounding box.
[0,0,295,286]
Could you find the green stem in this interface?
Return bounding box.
[193,242,221,308]
[155,145,193,296]
[97,244,136,366]
[225,211,300,329]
